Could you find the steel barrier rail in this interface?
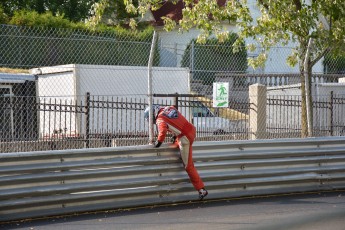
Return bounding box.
[1,137,345,222]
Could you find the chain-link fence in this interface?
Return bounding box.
[0,24,345,153]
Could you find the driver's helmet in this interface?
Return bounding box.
[144,105,161,123]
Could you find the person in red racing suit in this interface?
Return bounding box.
[146,105,208,200]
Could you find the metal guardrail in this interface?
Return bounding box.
[1,137,345,222]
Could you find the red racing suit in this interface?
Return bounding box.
[156,105,205,191]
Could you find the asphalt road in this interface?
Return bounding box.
[1,191,345,230]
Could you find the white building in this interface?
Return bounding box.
[147,0,324,74]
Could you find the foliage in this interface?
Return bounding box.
[181,33,247,85]
[0,5,8,24]
[0,0,98,22]
[324,53,345,74]
[125,0,345,68]
[87,0,139,28]
[0,21,158,69]
[126,0,345,137]
[9,10,78,29]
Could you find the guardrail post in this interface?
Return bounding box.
[249,83,267,139]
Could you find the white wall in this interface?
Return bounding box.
[156,0,325,74]
[74,64,190,97]
[38,71,75,98]
[156,25,237,68]
[37,69,77,138]
[34,64,190,136]
[314,83,345,135]
[74,64,190,133]
[266,81,345,135]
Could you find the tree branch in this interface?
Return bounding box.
[311,46,330,67]
[293,0,302,11]
[258,0,269,10]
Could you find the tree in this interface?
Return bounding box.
[181,34,247,85]
[123,0,345,138]
[87,0,139,28]
[0,0,98,22]
[0,5,9,24]
[324,53,345,74]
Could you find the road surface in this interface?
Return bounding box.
[1,191,345,230]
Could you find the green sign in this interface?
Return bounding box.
[213,82,229,107]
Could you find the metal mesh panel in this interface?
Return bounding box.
[0,24,153,68]
[1,24,345,153]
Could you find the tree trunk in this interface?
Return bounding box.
[300,71,308,138]
[300,38,314,138]
[306,64,313,136]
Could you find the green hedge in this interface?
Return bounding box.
[0,6,8,24]
[324,53,345,74]
[0,10,159,69]
[181,33,247,85]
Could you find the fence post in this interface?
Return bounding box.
[190,40,194,77]
[174,92,178,109]
[85,92,90,148]
[330,91,334,136]
[148,31,158,145]
[249,83,267,139]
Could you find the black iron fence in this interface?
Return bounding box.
[267,92,345,138]
[1,92,345,153]
[0,93,250,152]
